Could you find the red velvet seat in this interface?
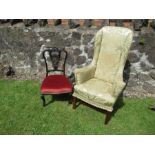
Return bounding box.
[41,75,72,94]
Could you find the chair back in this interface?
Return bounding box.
[42,47,67,77]
[93,26,133,83]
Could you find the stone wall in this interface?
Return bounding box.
[0,26,96,79]
[0,25,155,98]
[124,27,155,98]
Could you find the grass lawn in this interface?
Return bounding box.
[0,79,155,135]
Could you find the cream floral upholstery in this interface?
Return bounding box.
[73,26,133,112]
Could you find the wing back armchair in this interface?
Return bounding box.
[72,26,133,124]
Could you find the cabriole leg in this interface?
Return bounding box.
[72,96,77,109]
[105,111,111,125]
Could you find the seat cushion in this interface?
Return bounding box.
[73,78,116,111]
[41,75,72,94]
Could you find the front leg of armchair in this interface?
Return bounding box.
[74,65,96,84]
[72,96,77,109]
[105,111,112,125]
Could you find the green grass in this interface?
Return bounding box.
[0,79,155,135]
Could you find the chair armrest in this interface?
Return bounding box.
[74,65,96,84]
[112,80,126,97]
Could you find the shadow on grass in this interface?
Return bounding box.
[42,93,72,107]
[76,93,124,123]
[41,92,125,124]
[43,96,55,107]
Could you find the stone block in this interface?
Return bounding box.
[143,80,155,94]
[149,70,155,80]
[64,38,72,46]
[140,61,153,71]
[138,73,152,82]
[72,32,81,40]
[66,53,74,66]
[139,32,155,66]
[82,33,94,45]
[76,56,86,65]
[128,50,140,63]
[73,48,82,56]
[147,50,155,67]
[68,20,80,29]
[84,20,92,27]
[126,79,138,87]
[133,19,143,31]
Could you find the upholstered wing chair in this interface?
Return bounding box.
[72,26,133,124]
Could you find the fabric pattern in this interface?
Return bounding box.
[73,26,133,112]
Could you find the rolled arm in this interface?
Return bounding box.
[74,65,96,84]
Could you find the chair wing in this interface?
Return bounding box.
[73,26,133,112]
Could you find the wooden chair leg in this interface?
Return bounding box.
[41,95,46,107]
[105,111,111,125]
[68,93,72,104]
[72,96,77,109]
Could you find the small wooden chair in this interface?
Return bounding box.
[40,47,72,106]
